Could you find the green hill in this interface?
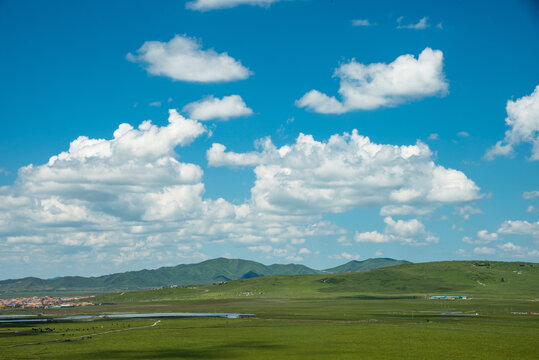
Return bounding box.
[0,257,412,294]
[91,260,539,303]
[0,258,325,294]
[324,258,410,273]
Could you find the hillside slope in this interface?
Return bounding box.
[92,260,539,303]
[324,258,410,273]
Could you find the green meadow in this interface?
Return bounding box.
[1,261,538,359]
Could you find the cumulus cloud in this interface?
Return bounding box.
[498,242,521,252]
[1,112,487,276]
[209,130,481,215]
[186,0,282,11]
[454,205,483,220]
[329,252,361,260]
[497,220,539,238]
[248,245,272,253]
[354,231,390,243]
[183,95,253,121]
[1,110,206,228]
[485,85,539,160]
[523,190,539,199]
[463,230,499,245]
[497,242,539,258]
[0,110,348,277]
[296,48,448,114]
[352,19,374,27]
[337,236,352,246]
[477,230,498,242]
[355,217,438,246]
[127,35,251,83]
[379,205,434,216]
[397,16,430,30]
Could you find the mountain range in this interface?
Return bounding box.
[0,257,409,293]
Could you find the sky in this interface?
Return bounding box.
[0,0,538,279]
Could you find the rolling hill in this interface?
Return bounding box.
[92,260,539,303]
[0,257,407,294]
[324,258,411,273]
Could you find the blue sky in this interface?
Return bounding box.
[1,0,538,278]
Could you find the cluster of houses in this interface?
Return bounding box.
[0,295,94,309]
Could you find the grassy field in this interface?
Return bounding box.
[1,261,538,359]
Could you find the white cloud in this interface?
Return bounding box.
[0,110,352,277]
[186,0,282,11]
[461,236,474,244]
[1,110,207,229]
[298,247,311,255]
[455,205,483,220]
[457,131,470,137]
[384,216,439,244]
[497,242,539,258]
[183,95,253,121]
[498,242,521,252]
[352,19,374,27]
[428,133,439,140]
[477,230,498,242]
[485,141,513,159]
[149,101,161,107]
[248,245,272,253]
[527,205,538,213]
[341,252,361,260]
[355,217,438,246]
[329,252,361,260]
[497,220,539,238]
[473,246,496,255]
[127,35,251,83]
[272,247,304,262]
[485,85,539,160]
[523,190,539,199]
[354,231,390,243]
[397,16,430,30]
[462,230,498,245]
[379,205,434,216]
[455,248,468,256]
[337,235,352,246]
[209,130,480,215]
[296,48,448,114]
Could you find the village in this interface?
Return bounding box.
[0,295,94,309]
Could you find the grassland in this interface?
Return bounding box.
[1,261,538,359]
